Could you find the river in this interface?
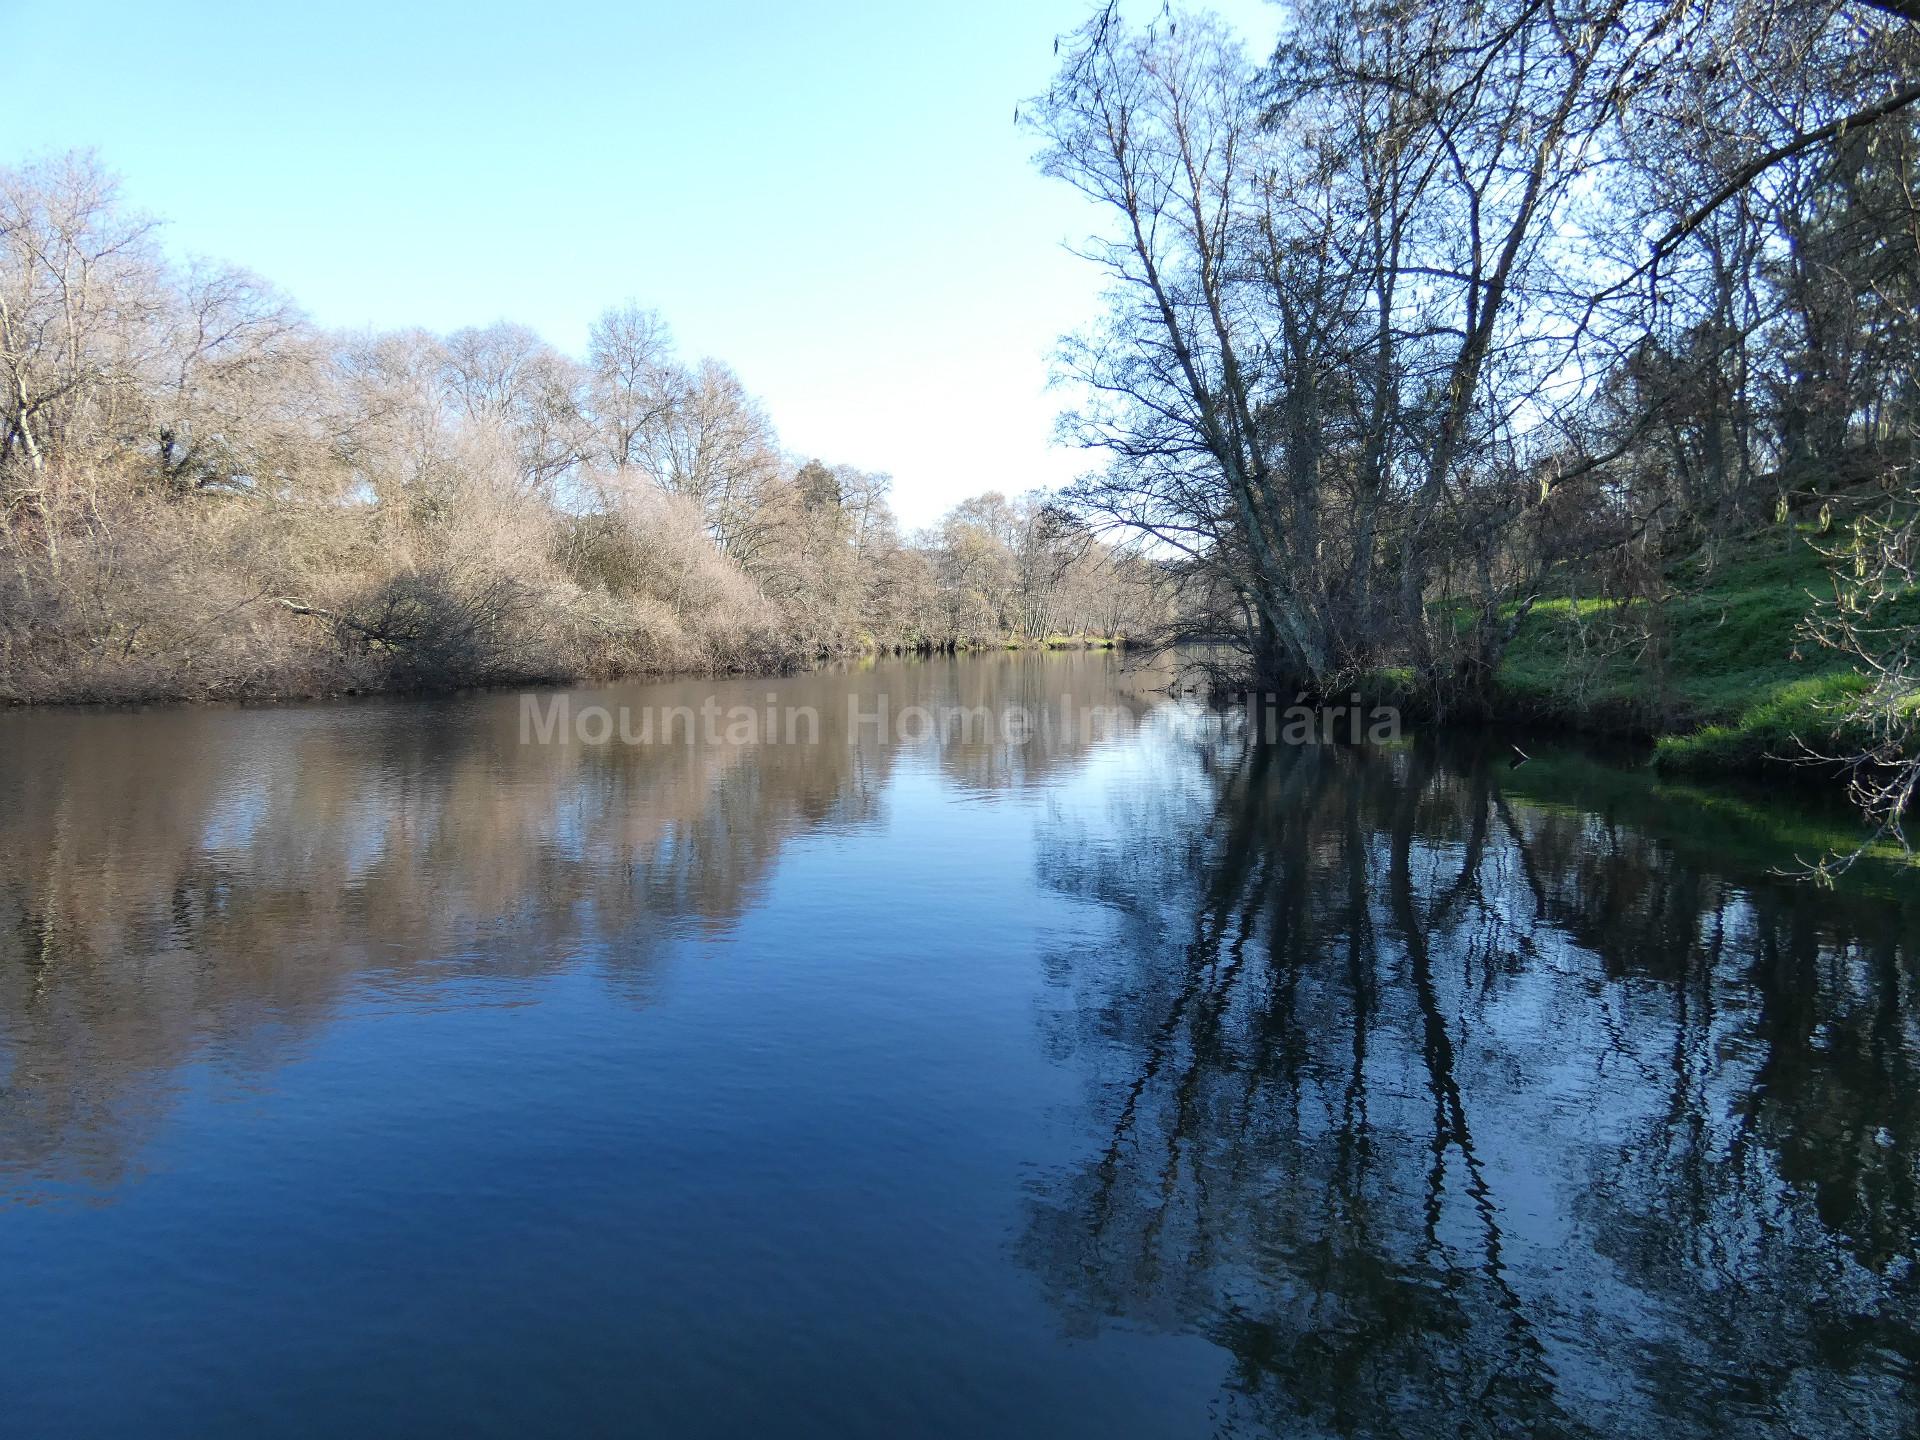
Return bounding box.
[0,652,1914,1436]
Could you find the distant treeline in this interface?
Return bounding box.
[0,153,1169,703]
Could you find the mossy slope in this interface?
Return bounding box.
[1496,521,1916,775]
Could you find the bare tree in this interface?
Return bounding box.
[441,320,586,495]
[585,301,676,471]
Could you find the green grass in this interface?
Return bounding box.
[1496,520,1917,776]
[1651,672,1875,771]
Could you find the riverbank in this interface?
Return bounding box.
[1492,518,1913,777]
[4,499,1902,795]
[0,630,1135,709]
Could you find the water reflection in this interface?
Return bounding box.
[1,656,1915,1437]
[1025,733,1919,1437]
[0,655,1161,1193]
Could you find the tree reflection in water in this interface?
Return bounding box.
[1025,734,1918,1438]
[0,656,1161,1194]
[0,661,1914,1436]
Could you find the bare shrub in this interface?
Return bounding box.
[2,152,1167,708]
[326,567,535,687]
[561,477,786,671]
[1,485,355,702]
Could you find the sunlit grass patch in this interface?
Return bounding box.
[1497,518,1917,773]
[1653,672,1871,771]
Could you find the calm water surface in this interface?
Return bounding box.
[1,654,1916,1437]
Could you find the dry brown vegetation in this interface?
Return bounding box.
[0,153,1170,704]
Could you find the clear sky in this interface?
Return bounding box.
[6,0,1279,528]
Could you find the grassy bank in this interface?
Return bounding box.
[1494,518,1914,775]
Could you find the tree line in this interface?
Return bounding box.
[0,152,1167,702]
[1031,0,1920,819]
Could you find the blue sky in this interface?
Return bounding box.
[7,0,1278,527]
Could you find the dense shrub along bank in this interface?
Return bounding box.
[0,154,1171,704]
